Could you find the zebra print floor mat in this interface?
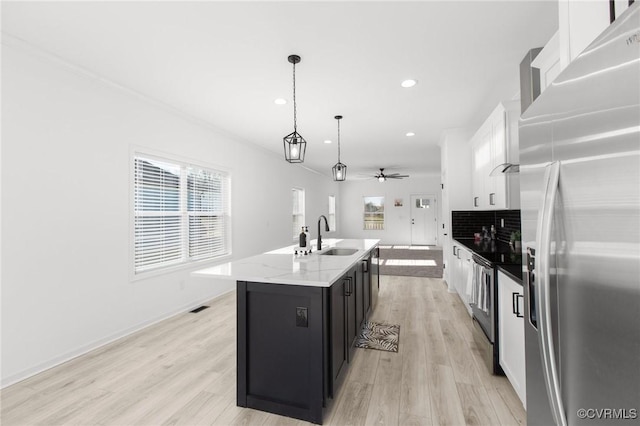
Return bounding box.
[355,321,400,353]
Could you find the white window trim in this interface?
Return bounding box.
[129,148,232,281]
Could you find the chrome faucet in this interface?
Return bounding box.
[317,215,330,250]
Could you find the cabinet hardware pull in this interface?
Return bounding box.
[362,259,368,273]
[474,197,479,207]
[344,277,352,296]
[453,246,457,256]
[489,193,496,205]
[512,292,524,317]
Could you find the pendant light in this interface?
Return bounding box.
[332,115,347,181]
[283,55,307,163]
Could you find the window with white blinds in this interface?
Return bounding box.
[292,187,305,239]
[134,155,230,274]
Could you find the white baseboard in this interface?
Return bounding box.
[0,289,234,389]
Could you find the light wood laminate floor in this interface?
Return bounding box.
[1,276,526,425]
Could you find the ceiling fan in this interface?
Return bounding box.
[374,168,409,182]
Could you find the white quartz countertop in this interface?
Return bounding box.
[192,238,380,287]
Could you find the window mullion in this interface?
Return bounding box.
[181,164,188,262]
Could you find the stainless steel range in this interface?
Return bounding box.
[470,253,502,375]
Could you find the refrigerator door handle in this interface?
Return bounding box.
[535,161,567,426]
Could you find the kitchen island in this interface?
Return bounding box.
[193,239,380,424]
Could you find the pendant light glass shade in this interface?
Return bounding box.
[283,131,306,163]
[332,162,347,181]
[283,55,307,163]
[332,115,347,181]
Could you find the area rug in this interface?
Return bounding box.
[355,321,400,352]
[378,246,443,278]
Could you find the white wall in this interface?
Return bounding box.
[1,41,339,386]
[338,176,442,245]
[439,129,472,288]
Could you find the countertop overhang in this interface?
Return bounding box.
[192,238,380,287]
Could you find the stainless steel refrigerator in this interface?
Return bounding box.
[519,4,640,426]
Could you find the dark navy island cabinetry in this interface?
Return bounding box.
[200,240,380,425]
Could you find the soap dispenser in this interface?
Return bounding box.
[299,227,307,248]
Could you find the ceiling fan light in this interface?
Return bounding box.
[378,176,386,182]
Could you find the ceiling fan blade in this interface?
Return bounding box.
[370,168,409,179]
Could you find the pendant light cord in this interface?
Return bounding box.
[293,61,297,132]
[337,118,341,162]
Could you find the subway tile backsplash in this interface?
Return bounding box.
[496,210,521,242]
[451,211,495,239]
[452,210,521,243]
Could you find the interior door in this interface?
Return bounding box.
[410,194,437,245]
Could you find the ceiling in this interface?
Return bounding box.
[2,1,558,179]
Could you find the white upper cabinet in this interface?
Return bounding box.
[535,1,632,96]
[470,101,520,210]
[558,0,632,72]
[471,124,491,209]
[531,31,561,93]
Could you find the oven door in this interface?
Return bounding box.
[471,265,495,343]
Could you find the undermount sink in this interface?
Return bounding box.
[320,248,359,256]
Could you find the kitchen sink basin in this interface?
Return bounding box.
[320,248,359,256]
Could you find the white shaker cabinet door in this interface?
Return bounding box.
[498,270,526,407]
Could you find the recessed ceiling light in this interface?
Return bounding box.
[324,140,332,144]
[401,79,417,88]
[274,98,287,105]
[406,132,416,137]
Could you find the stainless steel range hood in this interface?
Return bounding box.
[490,162,520,176]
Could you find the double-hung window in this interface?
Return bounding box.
[133,154,230,274]
[328,195,336,232]
[292,188,305,239]
[363,196,385,230]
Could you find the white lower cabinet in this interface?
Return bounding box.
[451,243,472,316]
[498,270,526,407]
